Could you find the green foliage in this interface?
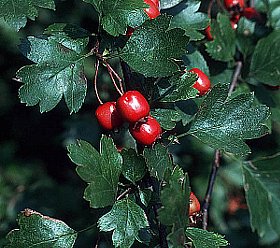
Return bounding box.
[206,14,236,62]
[98,198,149,248]
[121,15,189,77]
[6,209,77,248]
[188,84,270,156]
[0,0,55,31]
[67,136,122,208]
[250,31,280,86]
[242,154,280,239]
[185,227,229,248]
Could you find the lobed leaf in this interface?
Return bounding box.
[98,198,149,248]
[188,84,270,156]
[67,136,122,208]
[6,209,77,248]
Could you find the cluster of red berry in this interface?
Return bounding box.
[95,91,162,146]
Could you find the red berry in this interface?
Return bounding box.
[189,68,211,96]
[126,27,135,37]
[150,0,160,8]
[144,0,160,19]
[116,91,150,123]
[243,7,260,20]
[189,192,200,216]
[129,116,162,145]
[205,25,213,41]
[224,0,245,10]
[230,14,240,29]
[95,102,123,130]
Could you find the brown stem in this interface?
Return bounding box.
[229,61,242,96]
[94,60,103,105]
[207,0,215,18]
[202,150,221,230]
[117,188,132,201]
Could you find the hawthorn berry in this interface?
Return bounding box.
[144,0,160,19]
[129,116,162,145]
[116,90,150,123]
[150,0,160,8]
[189,68,211,96]
[230,14,240,29]
[224,0,245,11]
[189,192,201,216]
[243,7,260,20]
[95,102,123,130]
[126,27,135,37]
[205,25,213,41]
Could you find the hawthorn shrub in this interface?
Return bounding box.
[1,0,280,247]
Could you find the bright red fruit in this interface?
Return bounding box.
[224,0,245,10]
[189,192,201,216]
[95,102,123,130]
[116,91,150,123]
[230,14,240,29]
[205,25,213,41]
[144,0,160,19]
[150,0,160,8]
[129,116,162,145]
[189,68,211,96]
[243,7,260,20]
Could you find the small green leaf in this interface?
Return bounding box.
[186,227,229,248]
[139,189,152,207]
[206,14,236,62]
[17,26,90,113]
[160,0,184,9]
[121,149,147,184]
[242,154,280,238]
[0,0,55,31]
[188,84,270,156]
[160,72,198,102]
[144,144,173,181]
[170,0,209,41]
[250,31,280,86]
[101,0,148,36]
[184,49,210,75]
[83,0,102,12]
[67,136,122,208]
[121,15,189,77]
[98,198,149,248]
[6,209,77,248]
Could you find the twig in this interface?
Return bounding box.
[250,0,254,7]
[229,61,242,96]
[202,150,221,230]
[94,60,103,104]
[207,0,215,18]
[117,188,132,201]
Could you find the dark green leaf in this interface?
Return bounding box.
[121,15,188,77]
[98,198,149,248]
[184,50,210,75]
[144,144,173,181]
[242,154,280,238]
[0,0,55,31]
[186,227,229,248]
[170,1,209,41]
[101,0,148,36]
[67,136,122,208]
[188,84,270,156]
[160,0,184,9]
[250,31,280,86]
[6,209,77,248]
[139,189,152,207]
[83,0,102,12]
[160,72,198,102]
[206,14,236,62]
[17,28,89,113]
[121,149,147,184]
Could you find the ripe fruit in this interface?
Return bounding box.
[129,116,162,145]
[205,25,213,41]
[189,68,211,96]
[189,192,200,216]
[95,102,123,130]
[126,27,135,37]
[150,0,160,8]
[224,0,245,11]
[144,0,160,19]
[243,7,260,20]
[116,91,150,123]
[230,14,240,29]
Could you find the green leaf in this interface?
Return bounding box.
[188,84,270,156]
[170,0,209,41]
[186,227,229,248]
[121,149,147,184]
[98,198,149,248]
[158,166,190,247]
[160,0,184,9]
[160,72,198,102]
[144,144,173,181]
[184,49,210,75]
[121,15,189,77]
[83,0,102,12]
[0,0,55,31]
[67,136,122,208]
[6,209,77,248]
[101,0,148,36]
[17,27,89,113]
[206,14,236,62]
[242,154,280,238]
[250,31,280,86]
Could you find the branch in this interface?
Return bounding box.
[117,188,132,201]
[229,61,242,96]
